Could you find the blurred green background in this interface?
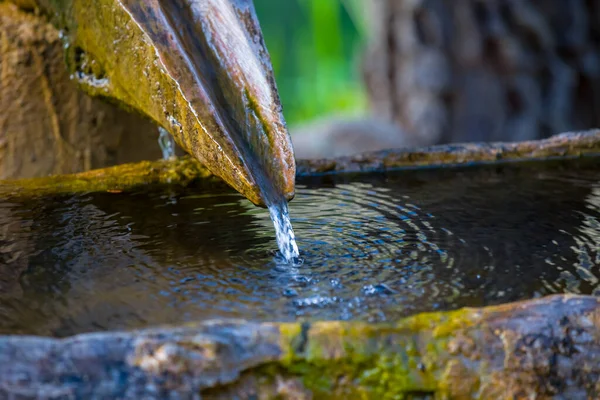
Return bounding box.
[254,0,368,127]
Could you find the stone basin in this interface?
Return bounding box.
[1,130,600,399]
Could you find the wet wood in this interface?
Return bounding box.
[0,295,598,398]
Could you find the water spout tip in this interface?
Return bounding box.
[245,176,295,208]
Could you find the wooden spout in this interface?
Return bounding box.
[16,0,295,206]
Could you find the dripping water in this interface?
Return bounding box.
[240,90,300,263]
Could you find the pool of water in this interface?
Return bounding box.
[1,158,599,336]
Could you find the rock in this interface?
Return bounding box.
[295,129,600,175]
[0,3,161,179]
[0,295,599,398]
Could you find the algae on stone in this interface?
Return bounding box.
[0,156,226,199]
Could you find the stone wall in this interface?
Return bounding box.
[0,3,161,179]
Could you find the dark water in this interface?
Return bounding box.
[1,158,599,336]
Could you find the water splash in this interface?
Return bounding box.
[267,201,300,263]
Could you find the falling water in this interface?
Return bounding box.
[159,122,300,261]
[267,201,300,263]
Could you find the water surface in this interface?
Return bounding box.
[1,158,599,336]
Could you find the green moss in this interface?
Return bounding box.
[268,307,487,398]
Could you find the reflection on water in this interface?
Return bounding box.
[0,159,599,336]
[548,182,600,293]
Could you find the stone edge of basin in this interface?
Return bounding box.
[295,128,600,175]
[0,294,598,398]
[1,131,600,397]
[1,129,599,198]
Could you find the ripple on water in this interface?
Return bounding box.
[0,159,599,336]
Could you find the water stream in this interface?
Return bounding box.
[1,158,599,336]
[267,201,300,263]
